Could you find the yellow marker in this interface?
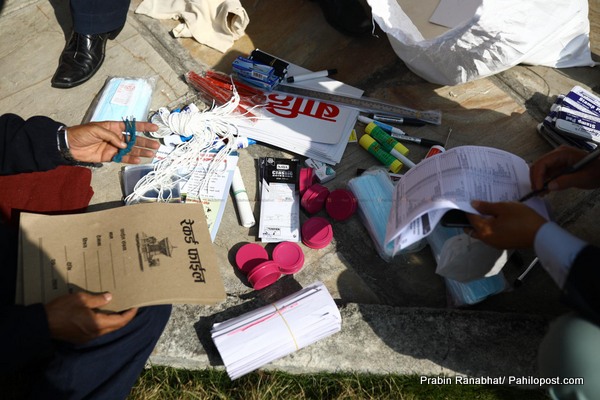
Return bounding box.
[365,123,415,168]
[359,135,403,173]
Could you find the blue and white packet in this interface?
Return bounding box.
[83,76,156,123]
[539,86,600,149]
[347,168,425,262]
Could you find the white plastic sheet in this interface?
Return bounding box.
[368,0,596,85]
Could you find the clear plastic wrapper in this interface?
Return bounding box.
[185,70,266,118]
[82,76,156,123]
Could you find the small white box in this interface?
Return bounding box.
[305,158,336,183]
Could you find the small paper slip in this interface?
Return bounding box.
[211,281,342,380]
[258,157,300,243]
[429,0,481,29]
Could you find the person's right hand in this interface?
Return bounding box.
[530,145,600,194]
[44,292,137,344]
[67,121,160,164]
[467,200,547,249]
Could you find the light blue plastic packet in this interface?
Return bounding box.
[427,223,508,307]
[82,76,156,123]
[444,274,508,307]
[348,168,425,262]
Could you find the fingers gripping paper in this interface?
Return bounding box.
[18,203,226,312]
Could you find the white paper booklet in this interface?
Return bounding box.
[211,281,341,380]
[385,146,549,252]
[236,93,358,165]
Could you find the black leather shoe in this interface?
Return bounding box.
[315,0,372,36]
[51,28,121,89]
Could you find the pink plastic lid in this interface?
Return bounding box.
[301,216,333,249]
[299,168,315,196]
[247,260,282,290]
[325,189,358,221]
[235,243,269,274]
[301,184,330,214]
[272,242,305,274]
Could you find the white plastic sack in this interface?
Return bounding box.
[367,0,596,85]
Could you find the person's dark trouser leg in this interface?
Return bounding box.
[70,0,131,35]
[30,305,171,400]
[51,0,131,88]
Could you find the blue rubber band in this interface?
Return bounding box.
[113,118,137,163]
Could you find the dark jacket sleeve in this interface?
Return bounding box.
[0,113,67,370]
[562,245,600,325]
[0,113,68,175]
[0,224,54,372]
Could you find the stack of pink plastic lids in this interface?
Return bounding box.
[301,183,330,214]
[325,189,358,221]
[235,242,305,290]
[247,261,281,290]
[301,217,333,249]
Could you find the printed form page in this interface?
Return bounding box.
[386,146,540,250]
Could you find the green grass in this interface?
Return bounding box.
[127,367,551,400]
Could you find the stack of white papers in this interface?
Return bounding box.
[236,94,358,165]
[211,282,342,379]
[234,57,362,165]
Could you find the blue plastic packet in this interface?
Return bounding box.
[83,76,156,123]
[348,168,425,261]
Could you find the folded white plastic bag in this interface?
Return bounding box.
[367,0,596,85]
[435,233,510,282]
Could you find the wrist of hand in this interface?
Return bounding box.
[56,126,103,168]
[56,126,76,163]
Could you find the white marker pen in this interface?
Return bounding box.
[231,166,255,228]
[286,69,337,83]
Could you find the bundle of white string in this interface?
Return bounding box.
[125,87,251,204]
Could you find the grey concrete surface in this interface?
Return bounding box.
[2,0,600,382]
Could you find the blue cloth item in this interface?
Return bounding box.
[113,118,137,163]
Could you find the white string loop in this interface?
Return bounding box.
[125,87,249,205]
